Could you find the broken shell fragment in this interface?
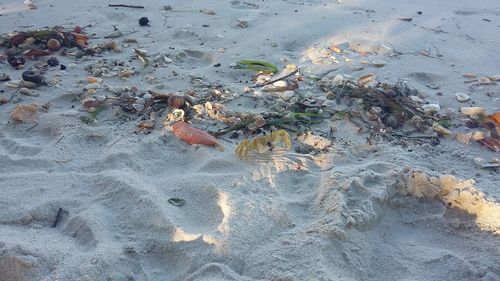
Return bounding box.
[357,73,375,86]
[460,107,485,116]
[454,92,470,102]
[421,104,440,114]
[472,131,485,140]
[9,103,38,123]
[432,122,452,136]
[372,60,387,67]
[462,73,476,78]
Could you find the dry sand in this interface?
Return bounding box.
[0,0,499,280]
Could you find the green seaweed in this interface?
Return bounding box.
[234,60,278,74]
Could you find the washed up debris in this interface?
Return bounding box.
[232,60,278,74]
[9,103,38,123]
[108,4,144,9]
[171,122,223,150]
[168,198,186,206]
[235,129,292,159]
[22,70,45,85]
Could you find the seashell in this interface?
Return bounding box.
[372,60,387,67]
[332,74,344,86]
[96,95,107,102]
[489,112,500,124]
[471,131,485,140]
[19,87,39,96]
[432,122,452,135]
[135,97,145,105]
[409,95,425,103]
[85,83,101,90]
[68,63,78,69]
[357,73,375,86]
[456,132,472,145]
[46,38,61,51]
[5,80,21,88]
[454,92,470,102]
[488,75,500,81]
[462,72,476,78]
[281,91,295,101]
[101,68,117,77]
[104,31,123,39]
[87,77,103,84]
[478,76,491,84]
[132,103,144,111]
[421,104,440,114]
[460,107,485,116]
[426,84,440,89]
[273,80,288,87]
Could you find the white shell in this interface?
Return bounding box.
[333,74,344,86]
[85,83,101,90]
[132,103,144,111]
[460,107,485,116]
[454,92,470,102]
[409,95,425,103]
[478,76,491,84]
[421,104,440,114]
[372,60,387,67]
[489,75,500,81]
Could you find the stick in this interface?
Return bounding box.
[108,135,127,147]
[51,208,64,228]
[252,68,299,88]
[108,4,144,8]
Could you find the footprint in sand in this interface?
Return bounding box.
[229,0,260,10]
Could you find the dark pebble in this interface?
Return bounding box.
[214,63,221,67]
[139,17,150,26]
[60,64,67,70]
[417,11,422,15]
[22,71,45,85]
[47,56,59,67]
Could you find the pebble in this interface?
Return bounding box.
[455,92,470,102]
[409,95,425,103]
[132,103,144,111]
[143,93,152,101]
[68,63,78,69]
[216,34,224,39]
[489,75,500,81]
[135,97,145,105]
[281,91,295,101]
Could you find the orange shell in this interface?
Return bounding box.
[172,122,222,150]
[490,112,500,124]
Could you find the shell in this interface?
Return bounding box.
[489,112,500,124]
[372,60,387,67]
[171,122,222,150]
[460,107,485,116]
[462,73,476,78]
[478,76,491,84]
[357,73,375,86]
[454,92,470,102]
[489,75,500,81]
[421,104,440,114]
[46,38,61,51]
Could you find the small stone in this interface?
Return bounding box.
[85,83,101,90]
[281,91,295,101]
[139,17,150,26]
[216,34,224,39]
[143,93,152,101]
[135,97,145,105]
[372,60,387,67]
[455,92,470,102]
[47,56,59,67]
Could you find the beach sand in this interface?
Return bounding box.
[0,0,499,280]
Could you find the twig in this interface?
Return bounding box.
[26,122,38,131]
[51,208,64,228]
[108,4,144,9]
[108,135,127,147]
[56,134,64,143]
